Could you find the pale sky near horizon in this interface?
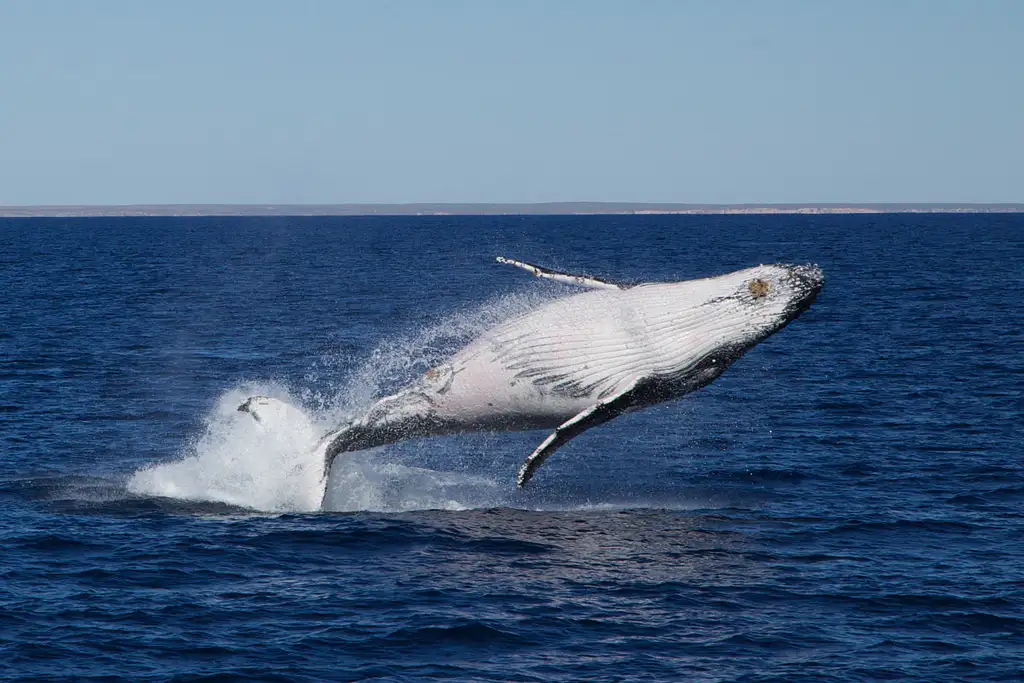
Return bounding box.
[1,1,1021,205]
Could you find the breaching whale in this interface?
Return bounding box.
[239,257,823,503]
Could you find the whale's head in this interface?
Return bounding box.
[702,262,823,334]
[647,263,823,390]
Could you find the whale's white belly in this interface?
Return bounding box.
[432,289,646,428]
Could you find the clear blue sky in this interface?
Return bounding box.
[1,0,1021,205]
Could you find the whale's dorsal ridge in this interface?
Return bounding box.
[496,256,632,290]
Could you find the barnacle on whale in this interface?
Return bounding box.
[748,278,771,299]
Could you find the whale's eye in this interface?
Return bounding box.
[748,279,770,299]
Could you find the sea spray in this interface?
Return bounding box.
[316,289,554,423]
[128,289,555,513]
[127,384,325,512]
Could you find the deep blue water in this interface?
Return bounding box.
[1,214,1021,681]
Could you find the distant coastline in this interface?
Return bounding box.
[1,202,1022,218]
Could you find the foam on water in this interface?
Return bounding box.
[128,290,554,513]
[324,453,503,512]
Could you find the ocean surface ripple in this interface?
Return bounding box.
[1,214,1021,681]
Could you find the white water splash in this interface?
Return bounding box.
[128,290,554,513]
[127,385,327,512]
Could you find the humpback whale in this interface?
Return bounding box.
[239,257,823,502]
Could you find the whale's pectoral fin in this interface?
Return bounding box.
[496,256,631,290]
[516,376,645,487]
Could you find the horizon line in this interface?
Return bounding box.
[2,201,1023,218]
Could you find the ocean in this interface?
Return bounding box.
[1,214,1021,681]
